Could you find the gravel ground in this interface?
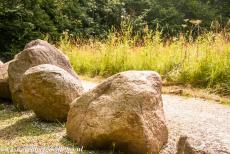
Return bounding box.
[161,95,230,154]
[82,81,230,154]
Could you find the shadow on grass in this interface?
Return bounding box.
[0,104,28,121]
[0,113,64,139]
[0,99,12,111]
[0,98,12,105]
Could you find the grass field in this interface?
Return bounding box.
[0,102,117,154]
[59,29,230,96]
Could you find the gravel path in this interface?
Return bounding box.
[82,81,230,154]
[161,95,230,154]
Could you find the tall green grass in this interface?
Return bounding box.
[58,28,230,95]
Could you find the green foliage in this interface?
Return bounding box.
[0,0,229,60]
[0,0,58,59]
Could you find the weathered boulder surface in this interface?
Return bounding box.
[22,64,83,122]
[67,71,168,154]
[0,61,3,65]
[8,39,79,110]
[0,61,12,100]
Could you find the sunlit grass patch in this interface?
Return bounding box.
[59,29,230,95]
[0,104,65,147]
[0,103,121,154]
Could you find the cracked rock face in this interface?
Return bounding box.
[22,64,83,122]
[67,71,168,154]
[8,39,79,110]
[0,61,12,100]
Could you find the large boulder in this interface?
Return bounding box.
[0,61,12,100]
[8,39,79,110]
[67,71,168,154]
[0,61,3,65]
[22,64,83,122]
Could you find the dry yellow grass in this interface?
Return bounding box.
[59,30,230,96]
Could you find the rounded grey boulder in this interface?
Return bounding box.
[22,64,83,122]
